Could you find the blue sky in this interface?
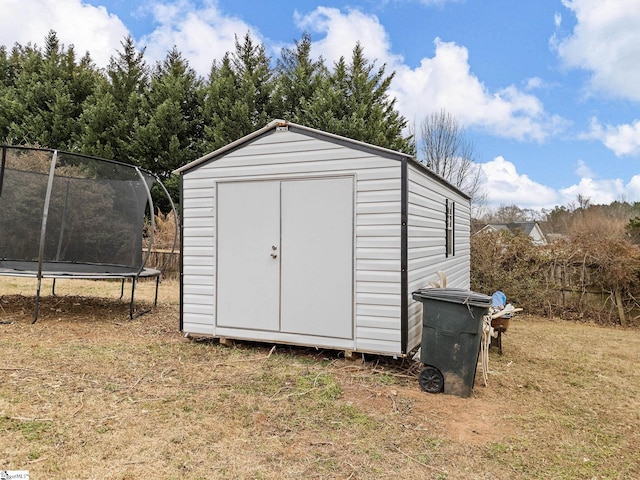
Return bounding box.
[4,0,640,212]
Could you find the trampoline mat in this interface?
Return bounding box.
[0,260,160,279]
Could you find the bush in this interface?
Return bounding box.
[471,230,640,326]
[471,230,550,314]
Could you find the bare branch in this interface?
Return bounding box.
[417,109,486,212]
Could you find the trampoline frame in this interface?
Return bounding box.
[0,146,178,322]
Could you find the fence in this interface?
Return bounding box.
[145,248,180,279]
[543,262,633,325]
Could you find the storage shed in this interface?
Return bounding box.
[174,120,471,357]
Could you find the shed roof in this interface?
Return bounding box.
[173,119,470,199]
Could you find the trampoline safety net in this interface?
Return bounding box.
[0,146,156,275]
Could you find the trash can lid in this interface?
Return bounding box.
[412,288,492,307]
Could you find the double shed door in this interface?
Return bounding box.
[216,177,354,339]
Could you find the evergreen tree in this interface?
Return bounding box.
[0,46,18,140]
[305,55,349,134]
[0,46,11,87]
[232,33,276,129]
[201,32,275,150]
[274,33,328,123]
[75,78,122,159]
[201,55,245,150]
[130,46,203,204]
[3,31,99,148]
[307,43,413,153]
[1,42,43,145]
[77,36,149,161]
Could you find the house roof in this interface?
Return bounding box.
[172,119,470,199]
[488,221,539,235]
[481,221,548,245]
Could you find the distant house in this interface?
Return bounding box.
[477,221,548,246]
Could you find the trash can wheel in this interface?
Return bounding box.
[418,366,444,393]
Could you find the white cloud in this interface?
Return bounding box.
[554,12,562,28]
[626,175,640,199]
[140,0,257,75]
[525,77,544,91]
[559,177,626,205]
[575,159,594,178]
[295,8,567,142]
[554,0,640,101]
[556,158,638,206]
[294,7,403,67]
[480,156,640,210]
[393,40,567,142]
[585,118,640,157]
[480,156,559,209]
[0,0,129,67]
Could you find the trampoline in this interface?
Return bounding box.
[0,145,178,322]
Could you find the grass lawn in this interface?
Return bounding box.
[1,277,639,479]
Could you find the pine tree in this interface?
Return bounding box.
[77,36,149,161]
[130,47,203,179]
[201,55,245,150]
[307,43,413,154]
[201,32,275,150]
[2,31,99,148]
[274,33,328,123]
[0,46,18,140]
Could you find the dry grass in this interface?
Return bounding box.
[1,277,639,479]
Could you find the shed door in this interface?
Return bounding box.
[280,178,353,338]
[216,181,281,330]
[216,177,353,339]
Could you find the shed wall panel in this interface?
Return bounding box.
[405,163,472,352]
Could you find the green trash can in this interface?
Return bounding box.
[412,288,492,397]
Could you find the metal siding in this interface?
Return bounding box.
[355,162,402,354]
[180,177,215,335]
[405,163,472,353]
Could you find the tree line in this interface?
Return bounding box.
[0,31,412,208]
[474,198,640,243]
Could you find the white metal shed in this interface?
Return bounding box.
[173,120,471,357]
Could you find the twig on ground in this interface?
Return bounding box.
[271,387,317,402]
[69,393,84,418]
[394,445,446,473]
[267,345,276,359]
[160,365,174,380]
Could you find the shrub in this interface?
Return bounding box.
[471,229,640,326]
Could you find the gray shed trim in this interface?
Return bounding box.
[400,158,409,353]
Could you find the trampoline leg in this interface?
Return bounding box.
[154,276,160,306]
[120,279,125,300]
[129,278,136,319]
[33,278,42,324]
[129,277,153,319]
[52,278,57,296]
